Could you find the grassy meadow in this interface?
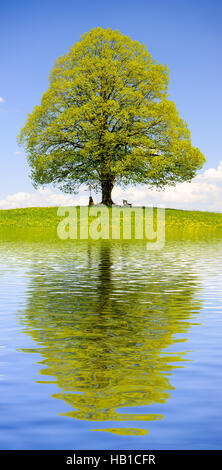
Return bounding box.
[0,206,222,242]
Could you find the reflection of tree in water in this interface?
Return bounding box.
[19,242,202,434]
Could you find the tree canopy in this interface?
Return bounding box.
[19,27,206,205]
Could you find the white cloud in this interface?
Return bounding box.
[13,151,22,155]
[112,161,222,212]
[1,161,222,212]
[0,97,5,104]
[197,161,222,183]
[0,187,89,210]
[113,181,222,211]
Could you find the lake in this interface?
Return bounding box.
[0,238,222,449]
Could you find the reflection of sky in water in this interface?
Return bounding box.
[0,240,222,449]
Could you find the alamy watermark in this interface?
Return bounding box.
[57,205,165,249]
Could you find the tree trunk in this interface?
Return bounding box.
[101,179,114,206]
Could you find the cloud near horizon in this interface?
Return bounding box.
[1,161,222,212]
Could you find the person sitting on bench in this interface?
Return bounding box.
[123,199,132,207]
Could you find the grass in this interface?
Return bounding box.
[0,205,222,242]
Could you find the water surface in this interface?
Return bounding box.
[0,239,222,449]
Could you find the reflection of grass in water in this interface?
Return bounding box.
[0,206,222,241]
[91,428,149,436]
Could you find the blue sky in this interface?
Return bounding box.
[0,0,222,210]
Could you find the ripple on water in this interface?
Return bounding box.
[0,239,222,449]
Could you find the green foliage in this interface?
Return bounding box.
[18,27,205,201]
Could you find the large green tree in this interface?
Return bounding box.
[19,27,205,205]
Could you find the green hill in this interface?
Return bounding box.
[0,206,222,242]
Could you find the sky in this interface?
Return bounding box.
[0,0,222,211]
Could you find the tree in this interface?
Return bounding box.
[19,27,205,206]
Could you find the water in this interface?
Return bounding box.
[0,239,222,449]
